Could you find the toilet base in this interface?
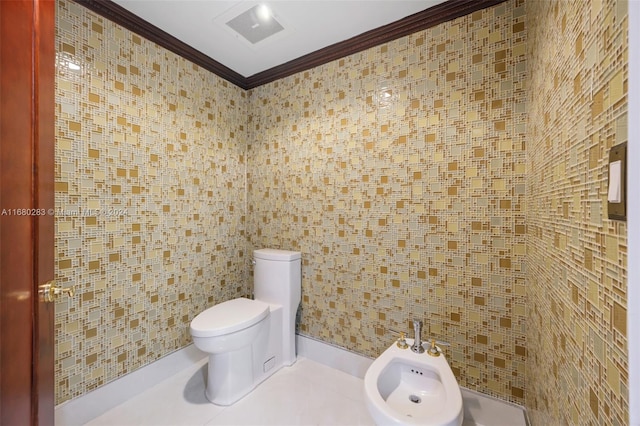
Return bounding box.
[205,305,287,406]
[205,346,256,405]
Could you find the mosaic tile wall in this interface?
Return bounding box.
[54,0,249,403]
[247,0,528,404]
[525,0,629,424]
[55,0,631,418]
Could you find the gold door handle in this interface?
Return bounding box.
[39,280,75,303]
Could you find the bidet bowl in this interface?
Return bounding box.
[364,339,463,426]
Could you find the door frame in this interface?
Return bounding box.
[0,0,55,424]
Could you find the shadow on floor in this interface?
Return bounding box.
[183,363,210,405]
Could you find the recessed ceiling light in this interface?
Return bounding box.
[226,4,284,45]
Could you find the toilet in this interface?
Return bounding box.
[189,248,301,405]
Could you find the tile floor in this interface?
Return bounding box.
[86,357,374,426]
[83,353,528,426]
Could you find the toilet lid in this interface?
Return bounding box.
[190,297,270,338]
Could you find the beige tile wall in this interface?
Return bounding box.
[526,0,628,424]
[55,0,249,403]
[55,0,631,421]
[247,0,528,404]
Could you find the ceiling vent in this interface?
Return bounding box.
[226,4,284,45]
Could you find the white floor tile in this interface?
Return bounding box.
[86,358,224,426]
[206,358,374,426]
[86,357,374,426]
[81,355,526,426]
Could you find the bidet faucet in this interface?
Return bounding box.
[411,320,425,353]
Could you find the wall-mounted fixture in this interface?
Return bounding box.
[607,142,627,221]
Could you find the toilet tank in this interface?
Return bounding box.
[253,249,301,310]
[253,248,301,365]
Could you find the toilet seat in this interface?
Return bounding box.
[190,297,269,338]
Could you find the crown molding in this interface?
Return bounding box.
[245,0,507,88]
[74,0,249,88]
[73,0,507,90]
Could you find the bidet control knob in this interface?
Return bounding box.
[427,339,451,357]
[427,339,441,357]
[396,332,409,349]
[388,329,409,349]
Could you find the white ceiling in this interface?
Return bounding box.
[111,0,446,78]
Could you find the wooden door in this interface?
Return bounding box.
[0,0,56,425]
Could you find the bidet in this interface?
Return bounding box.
[364,338,463,426]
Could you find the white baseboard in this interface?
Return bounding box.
[55,334,527,426]
[296,333,373,379]
[55,344,207,426]
[460,387,529,426]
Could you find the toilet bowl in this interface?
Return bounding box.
[364,338,463,426]
[190,298,271,405]
[189,249,301,406]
